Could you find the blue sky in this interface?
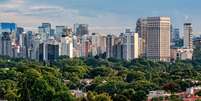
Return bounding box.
[0,0,201,35]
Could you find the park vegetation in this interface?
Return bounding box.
[0,47,201,101]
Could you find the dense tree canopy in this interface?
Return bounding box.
[1,50,201,101]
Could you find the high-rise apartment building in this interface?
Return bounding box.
[183,23,193,49]
[123,32,139,60]
[113,34,124,59]
[80,35,91,57]
[59,36,73,58]
[106,34,116,58]
[99,36,107,55]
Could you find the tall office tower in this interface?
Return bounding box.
[16,27,24,44]
[106,34,116,58]
[0,23,16,32]
[19,32,28,58]
[172,28,180,41]
[183,23,193,49]
[0,23,17,57]
[146,16,171,61]
[0,23,17,44]
[38,23,51,41]
[74,24,89,37]
[80,35,91,57]
[27,31,33,46]
[42,23,51,35]
[123,32,139,60]
[56,26,65,38]
[39,38,59,63]
[135,18,147,57]
[38,26,46,42]
[59,35,73,58]
[171,28,180,47]
[50,29,55,37]
[30,33,41,60]
[0,32,13,57]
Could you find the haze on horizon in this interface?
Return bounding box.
[0,0,200,35]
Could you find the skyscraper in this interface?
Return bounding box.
[123,32,139,60]
[146,16,171,61]
[56,26,65,38]
[113,34,124,59]
[0,23,17,57]
[42,23,51,33]
[19,32,28,58]
[106,34,116,58]
[91,33,98,56]
[38,23,51,41]
[39,38,59,63]
[30,33,41,60]
[0,32,13,57]
[74,24,89,37]
[183,23,193,49]
[172,28,180,41]
[0,23,17,44]
[0,23,17,32]
[136,18,147,57]
[80,35,91,57]
[59,35,73,58]
[16,27,24,44]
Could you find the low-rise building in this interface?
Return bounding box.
[171,48,193,61]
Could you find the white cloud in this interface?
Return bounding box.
[0,0,25,8]
[24,5,65,15]
[0,0,132,34]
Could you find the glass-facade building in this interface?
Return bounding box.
[0,23,17,32]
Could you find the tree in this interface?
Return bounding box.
[0,80,18,101]
[193,47,201,60]
[112,94,128,101]
[126,71,145,83]
[18,67,75,101]
[169,95,182,101]
[78,92,112,101]
[162,82,179,93]
[89,67,115,77]
[133,90,147,101]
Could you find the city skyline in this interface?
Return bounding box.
[0,0,201,35]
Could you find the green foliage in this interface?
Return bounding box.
[0,80,18,100]
[193,47,201,60]
[79,92,112,101]
[2,54,201,101]
[0,59,75,101]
